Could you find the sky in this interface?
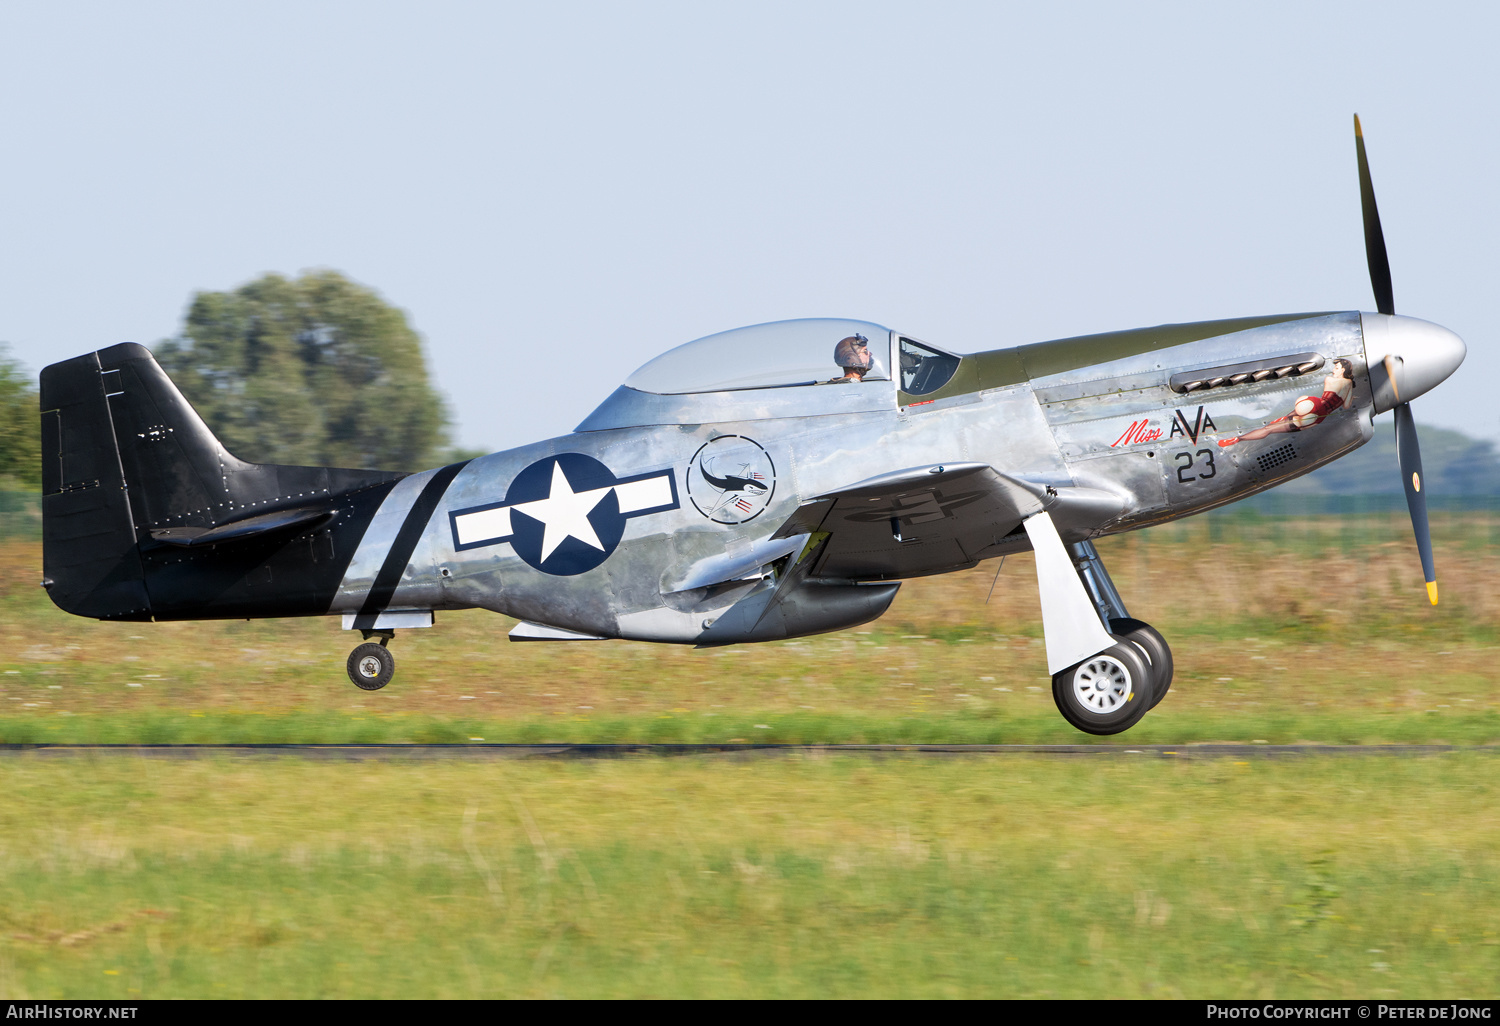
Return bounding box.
[1,2,1496,454]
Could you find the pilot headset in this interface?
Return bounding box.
[835,333,872,371]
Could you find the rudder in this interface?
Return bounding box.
[40,347,152,618]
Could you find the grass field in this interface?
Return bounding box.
[2,511,1498,745]
[3,513,1498,998]
[1,753,1497,999]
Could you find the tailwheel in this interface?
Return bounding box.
[1052,637,1152,735]
[347,640,396,691]
[1109,617,1173,709]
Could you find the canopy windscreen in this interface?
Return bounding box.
[625,319,891,394]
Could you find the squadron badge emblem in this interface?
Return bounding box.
[686,435,776,524]
[449,453,677,576]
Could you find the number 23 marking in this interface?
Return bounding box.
[1175,448,1217,482]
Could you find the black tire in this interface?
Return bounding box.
[347,642,395,691]
[1052,637,1153,735]
[1109,617,1173,709]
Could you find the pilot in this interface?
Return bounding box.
[825,334,872,384]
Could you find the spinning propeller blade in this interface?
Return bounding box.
[1355,115,1395,317]
[1394,403,1437,604]
[1356,114,1436,604]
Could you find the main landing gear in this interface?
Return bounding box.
[347,629,396,691]
[1049,540,1174,736]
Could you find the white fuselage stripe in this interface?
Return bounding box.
[453,505,512,547]
[615,475,674,513]
[329,469,436,612]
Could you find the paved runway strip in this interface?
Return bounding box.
[2,742,1495,759]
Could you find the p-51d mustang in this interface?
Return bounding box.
[37,118,1465,734]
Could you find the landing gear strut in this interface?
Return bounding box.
[347,629,396,691]
[1050,539,1174,735]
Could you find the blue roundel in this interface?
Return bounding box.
[448,453,680,576]
[505,454,627,576]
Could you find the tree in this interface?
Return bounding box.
[156,271,451,471]
[0,345,40,490]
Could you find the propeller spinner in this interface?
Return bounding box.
[1354,114,1466,605]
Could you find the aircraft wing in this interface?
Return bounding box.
[771,462,1124,581]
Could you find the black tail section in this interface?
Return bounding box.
[40,344,407,621]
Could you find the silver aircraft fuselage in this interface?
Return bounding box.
[327,310,1465,644]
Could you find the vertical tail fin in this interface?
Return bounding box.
[40,343,405,620]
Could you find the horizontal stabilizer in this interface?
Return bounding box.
[150,506,335,547]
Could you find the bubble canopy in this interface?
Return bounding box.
[624,319,891,395]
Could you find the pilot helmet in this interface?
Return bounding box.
[834,333,872,372]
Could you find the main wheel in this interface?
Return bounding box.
[347,642,395,691]
[1052,638,1153,735]
[1109,617,1174,709]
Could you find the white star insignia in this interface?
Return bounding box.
[509,461,612,562]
